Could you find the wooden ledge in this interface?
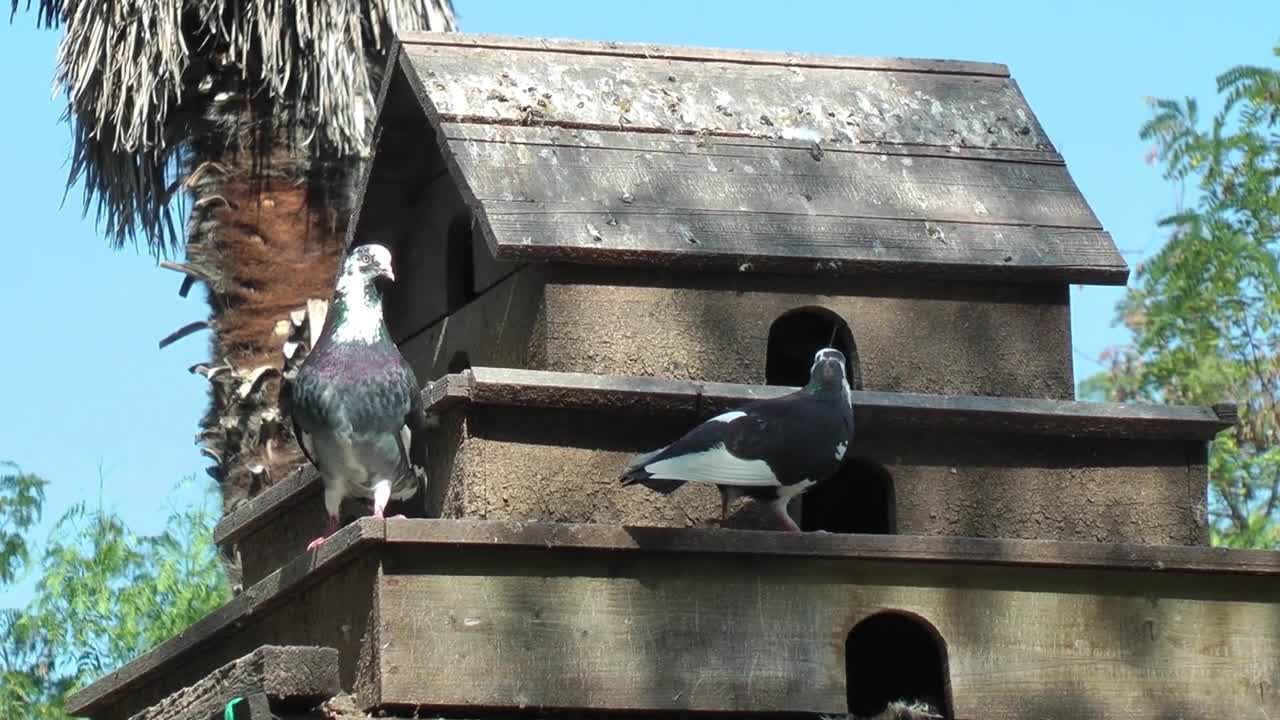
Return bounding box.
[397,30,1011,78]
[214,369,1234,549]
[384,518,1280,577]
[67,517,1280,718]
[212,468,319,547]
[123,645,339,720]
[429,366,1236,440]
[66,519,381,718]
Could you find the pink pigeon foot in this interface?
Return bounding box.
[306,514,338,550]
[775,506,802,532]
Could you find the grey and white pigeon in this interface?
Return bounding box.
[289,243,428,550]
[620,348,855,531]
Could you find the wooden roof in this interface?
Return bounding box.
[374,32,1128,284]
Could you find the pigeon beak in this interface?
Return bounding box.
[380,264,396,282]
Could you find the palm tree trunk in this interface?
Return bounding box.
[181,102,360,529]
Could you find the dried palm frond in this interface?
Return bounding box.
[10,0,456,256]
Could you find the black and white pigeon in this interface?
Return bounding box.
[290,243,428,550]
[620,347,855,531]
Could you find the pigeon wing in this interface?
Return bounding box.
[632,410,781,488]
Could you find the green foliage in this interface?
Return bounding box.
[1083,42,1280,549]
[0,469,231,719]
[0,462,47,586]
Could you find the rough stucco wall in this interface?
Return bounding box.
[861,432,1207,545]
[429,406,781,530]
[426,404,1206,545]
[530,268,1075,399]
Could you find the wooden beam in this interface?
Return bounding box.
[65,520,382,718]
[125,646,339,720]
[382,518,1280,577]
[424,366,1233,440]
[398,30,1012,77]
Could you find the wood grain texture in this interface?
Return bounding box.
[438,123,1123,284]
[375,530,1280,717]
[426,366,1232,440]
[126,646,339,720]
[66,520,383,717]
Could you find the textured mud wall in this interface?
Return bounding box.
[528,267,1075,399]
[425,403,1207,545]
[858,431,1207,545]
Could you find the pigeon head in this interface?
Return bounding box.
[806,347,849,394]
[329,243,396,343]
[346,243,396,284]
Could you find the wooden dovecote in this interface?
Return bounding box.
[70,32,1280,720]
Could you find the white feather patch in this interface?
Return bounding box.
[834,441,848,461]
[709,410,746,423]
[332,267,383,344]
[642,442,778,487]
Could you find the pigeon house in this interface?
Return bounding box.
[68,32,1280,720]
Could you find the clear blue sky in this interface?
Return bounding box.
[1,2,1275,608]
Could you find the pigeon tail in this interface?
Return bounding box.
[620,446,686,494]
[624,445,666,471]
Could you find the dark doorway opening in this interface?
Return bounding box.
[846,612,953,720]
[766,307,861,389]
[447,350,472,374]
[801,459,895,534]
[445,212,477,312]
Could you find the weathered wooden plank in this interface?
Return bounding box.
[126,646,339,720]
[432,123,1122,283]
[483,206,1123,283]
[442,118,1067,165]
[399,30,1012,78]
[446,124,1099,225]
[66,520,383,718]
[400,43,1043,151]
[382,518,1280,576]
[444,124,1098,223]
[437,366,1232,440]
[376,530,1280,717]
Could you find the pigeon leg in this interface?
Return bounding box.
[771,498,802,532]
[306,485,343,551]
[372,479,392,519]
[717,488,731,527]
